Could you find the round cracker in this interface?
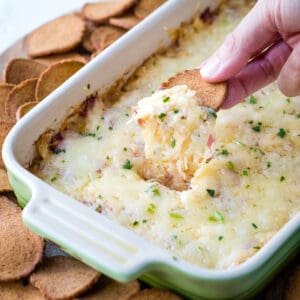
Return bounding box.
[35,52,89,66]
[16,101,37,121]
[109,14,140,30]
[5,78,38,122]
[129,289,183,300]
[82,0,137,23]
[0,168,12,192]
[286,266,300,300]
[81,276,140,300]
[30,256,101,300]
[82,22,98,53]
[134,0,166,20]
[0,281,45,300]
[4,58,47,85]
[26,14,86,58]
[35,60,84,102]
[0,83,15,122]
[161,69,227,110]
[91,26,125,52]
[0,122,14,169]
[0,196,44,282]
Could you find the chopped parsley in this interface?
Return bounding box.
[123,159,133,170]
[217,148,229,156]
[125,113,130,117]
[173,108,179,114]
[123,147,127,151]
[218,236,223,241]
[98,194,103,199]
[96,125,100,131]
[242,169,249,176]
[86,83,91,90]
[253,246,261,250]
[132,221,139,227]
[169,212,184,219]
[266,161,271,168]
[147,203,156,214]
[206,189,215,197]
[280,176,285,182]
[50,176,57,182]
[245,184,250,189]
[251,223,258,229]
[249,121,262,132]
[85,132,96,137]
[207,107,217,118]
[249,95,257,104]
[142,219,147,224]
[277,128,286,138]
[172,256,178,261]
[52,149,65,154]
[108,126,113,130]
[95,204,102,212]
[170,137,176,148]
[152,188,160,197]
[286,98,291,103]
[162,95,170,103]
[226,161,234,170]
[297,114,300,119]
[158,112,167,121]
[208,211,224,223]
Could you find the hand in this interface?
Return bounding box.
[200,0,300,108]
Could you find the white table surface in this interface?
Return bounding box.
[0,0,100,54]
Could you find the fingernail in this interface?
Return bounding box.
[200,56,221,78]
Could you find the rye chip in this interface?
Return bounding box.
[26,14,86,58]
[129,288,183,300]
[161,69,227,110]
[34,52,88,66]
[0,168,11,192]
[30,256,101,300]
[5,78,38,122]
[91,26,125,52]
[0,196,44,282]
[0,122,13,168]
[16,101,37,121]
[134,0,166,20]
[82,0,137,23]
[4,58,47,85]
[0,281,45,300]
[109,14,140,30]
[35,60,84,102]
[0,83,15,122]
[81,276,140,300]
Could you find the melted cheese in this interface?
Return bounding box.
[32,1,300,270]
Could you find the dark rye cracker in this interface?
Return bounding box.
[109,14,140,30]
[4,58,47,85]
[5,78,38,122]
[82,0,137,23]
[0,122,13,168]
[26,14,86,58]
[91,25,125,52]
[30,256,101,300]
[0,281,45,300]
[16,101,37,121]
[35,60,84,102]
[0,196,44,282]
[134,0,166,20]
[129,288,183,300]
[35,52,89,66]
[161,69,227,110]
[82,22,98,53]
[81,276,140,300]
[286,266,300,300]
[0,168,12,192]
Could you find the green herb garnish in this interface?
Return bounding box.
[280,176,285,182]
[50,176,57,182]
[108,126,113,130]
[277,128,286,138]
[252,223,258,229]
[218,236,223,241]
[123,159,133,170]
[95,204,102,212]
[208,211,224,223]
[207,107,217,118]
[173,108,179,114]
[253,246,261,250]
[158,113,167,121]
[206,189,215,197]
[169,212,184,219]
[226,161,234,170]
[242,169,249,176]
[170,137,176,148]
[162,95,170,103]
[249,95,257,104]
[147,203,156,214]
[52,149,65,154]
[152,188,160,197]
[132,221,139,227]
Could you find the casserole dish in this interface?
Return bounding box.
[3,0,300,299]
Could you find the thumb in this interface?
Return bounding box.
[278,43,300,97]
[200,0,278,82]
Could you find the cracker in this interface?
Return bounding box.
[286,266,300,300]
[81,276,140,300]
[26,14,86,58]
[0,281,45,300]
[0,83,15,122]
[30,256,101,300]
[82,0,137,23]
[91,26,125,52]
[34,52,88,66]
[109,14,140,30]
[0,196,44,282]
[134,0,166,20]
[4,58,47,85]
[35,60,84,102]
[161,69,227,110]
[16,101,37,121]
[0,122,14,168]
[129,288,183,300]
[0,168,11,192]
[82,22,98,53]
[5,78,38,122]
